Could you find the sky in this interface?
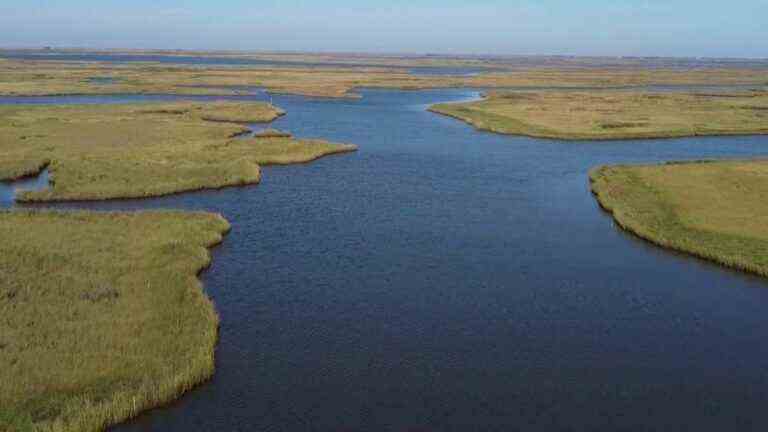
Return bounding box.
[1,0,766,58]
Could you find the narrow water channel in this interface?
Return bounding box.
[0,168,50,205]
[4,89,768,431]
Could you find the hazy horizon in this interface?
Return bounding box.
[2,46,768,61]
[1,0,766,58]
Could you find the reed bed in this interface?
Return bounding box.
[0,210,230,431]
[591,160,768,277]
[430,91,768,140]
[0,102,355,202]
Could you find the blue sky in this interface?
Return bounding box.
[1,0,766,58]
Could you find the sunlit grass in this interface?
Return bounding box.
[0,210,230,431]
[431,91,768,140]
[591,159,768,276]
[0,102,355,201]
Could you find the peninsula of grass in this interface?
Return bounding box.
[430,91,768,140]
[0,210,230,431]
[591,160,768,277]
[0,102,356,202]
[254,128,292,138]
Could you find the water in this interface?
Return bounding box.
[87,76,121,85]
[4,89,768,430]
[0,168,50,204]
[2,82,762,109]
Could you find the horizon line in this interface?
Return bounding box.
[1,46,766,62]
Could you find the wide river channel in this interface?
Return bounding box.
[2,88,768,430]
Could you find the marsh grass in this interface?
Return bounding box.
[591,160,768,276]
[0,102,355,202]
[1,60,766,98]
[237,136,357,164]
[254,128,292,138]
[430,91,768,140]
[0,210,230,431]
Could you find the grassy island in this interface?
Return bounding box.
[0,210,229,431]
[591,160,768,277]
[0,102,355,201]
[430,91,768,140]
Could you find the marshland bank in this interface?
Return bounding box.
[591,159,768,277]
[0,101,355,202]
[0,210,230,432]
[430,90,768,140]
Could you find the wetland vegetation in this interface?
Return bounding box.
[591,160,768,277]
[0,101,355,201]
[1,59,766,98]
[0,210,230,432]
[430,90,768,140]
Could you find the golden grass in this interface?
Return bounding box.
[0,60,765,98]
[192,102,285,123]
[0,210,230,431]
[430,91,768,140]
[591,160,768,277]
[0,102,356,202]
[254,128,292,138]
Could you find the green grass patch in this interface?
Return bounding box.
[0,102,355,202]
[0,210,230,431]
[254,128,292,138]
[591,160,768,276]
[431,91,768,140]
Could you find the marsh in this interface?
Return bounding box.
[5,88,768,430]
